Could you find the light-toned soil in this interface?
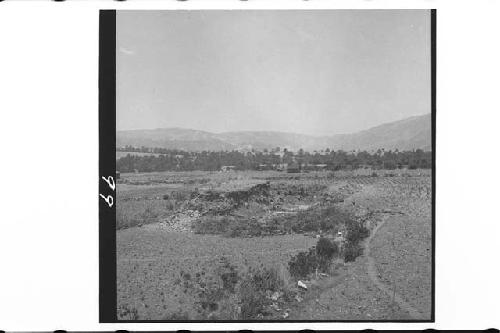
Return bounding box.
[117,229,317,320]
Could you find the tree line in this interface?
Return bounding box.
[116,147,432,173]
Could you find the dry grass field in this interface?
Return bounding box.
[116,169,432,320]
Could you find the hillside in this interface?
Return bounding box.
[326,113,432,151]
[117,113,431,152]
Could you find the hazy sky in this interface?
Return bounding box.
[117,10,431,135]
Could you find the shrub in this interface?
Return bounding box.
[178,259,290,320]
[288,248,319,279]
[237,267,282,319]
[190,189,200,199]
[344,242,364,262]
[247,266,283,292]
[288,206,352,234]
[316,237,338,260]
[203,190,222,201]
[238,278,268,319]
[194,205,354,238]
[320,206,351,231]
[174,256,242,320]
[217,256,239,293]
[197,286,224,315]
[346,221,369,244]
[341,220,370,262]
[288,238,336,279]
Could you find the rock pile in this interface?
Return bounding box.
[157,209,201,232]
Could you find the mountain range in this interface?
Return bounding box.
[117,113,431,152]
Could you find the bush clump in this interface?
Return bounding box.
[344,242,364,262]
[176,256,239,319]
[346,221,369,244]
[288,237,338,279]
[342,220,370,262]
[193,204,355,238]
[285,206,353,234]
[316,237,338,260]
[217,256,239,293]
[288,248,318,279]
[238,266,284,319]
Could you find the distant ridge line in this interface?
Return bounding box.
[117,113,431,152]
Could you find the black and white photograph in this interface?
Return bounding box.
[109,9,435,322]
[4,0,500,330]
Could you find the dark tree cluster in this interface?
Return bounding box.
[116,147,432,173]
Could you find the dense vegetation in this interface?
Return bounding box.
[288,237,339,279]
[192,204,352,238]
[119,237,349,320]
[117,146,432,173]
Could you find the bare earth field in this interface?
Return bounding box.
[116,169,432,320]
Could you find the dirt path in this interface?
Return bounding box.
[288,180,430,320]
[364,214,424,320]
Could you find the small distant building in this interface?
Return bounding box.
[276,163,286,172]
[258,164,272,171]
[116,171,120,179]
[314,164,328,171]
[303,163,327,172]
[221,165,236,172]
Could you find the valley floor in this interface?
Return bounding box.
[116,170,432,320]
